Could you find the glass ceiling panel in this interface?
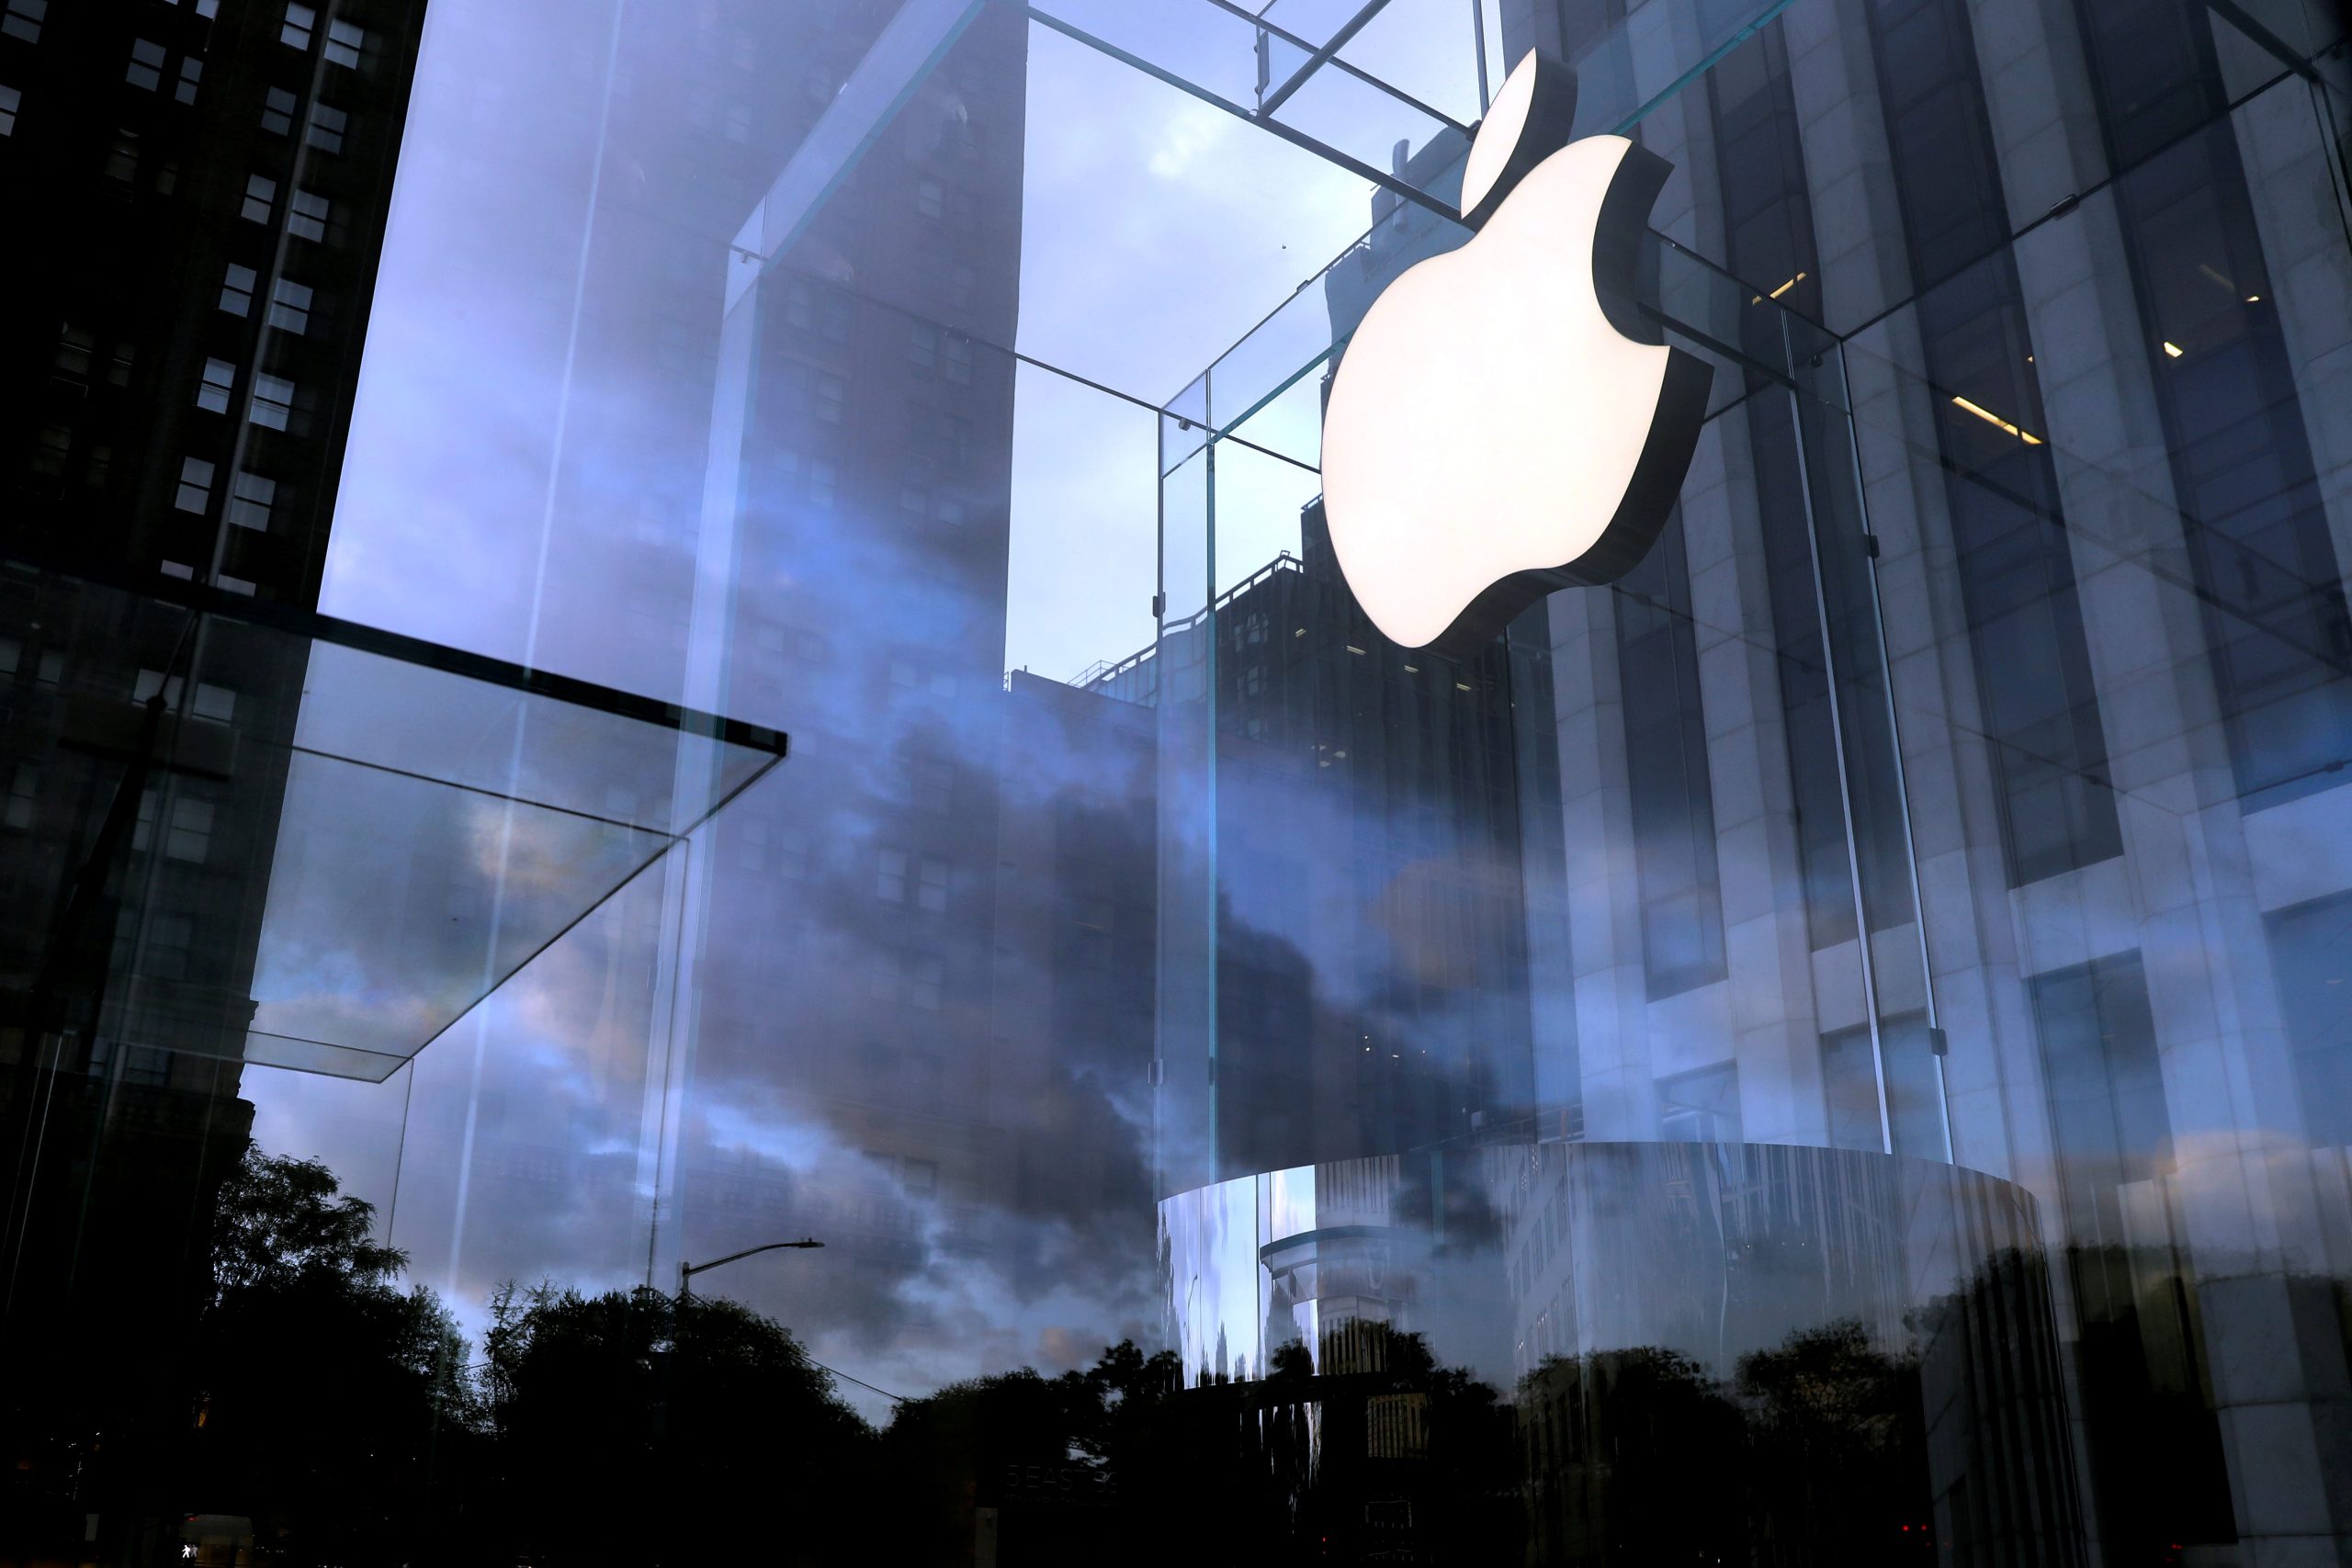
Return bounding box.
[9,563,786,1084]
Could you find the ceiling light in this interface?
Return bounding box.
[2163,341,2184,358]
[1951,394,2044,445]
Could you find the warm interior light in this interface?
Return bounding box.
[2246,294,2261,303]
[1951,394,2044,445]
[1769,271,1806,299]
[2163,341,2184,357]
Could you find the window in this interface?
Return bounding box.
[227,470,275,529]
[1657,1064,1741,1143]
[910,321,939,373]
[324,17,364,66]
[174,457,215,513]
[0,85,17,136]
[262,85,296,135]
[1615,519,1726,998]
[0,637,17,676]
[249,373,295,430]
[281,2,315,49]
[127,39,166,91]
[197,357,236,413]
[4,767,34,831]
[917,856,948,913]
[160,561,195,581]
[915,177,944,219]
[54,326,94,378]
[909,955,944,1010]
[2,0,44,44]
[220,263,257,315]
[175,57,200,103]
[267,277,311,333]
[135,789,215,863]
[944,334,974,385]
[287,187,328,241]
[242,175,277,224]
[29,423,70,479]
[877,849,908,902]
[105,129,139,184]
[866,950,899,1001]
[305,101,345,152]
[915,759,953,814]
[2268,893,2352,1147]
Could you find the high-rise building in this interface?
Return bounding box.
[0,1,425,1559]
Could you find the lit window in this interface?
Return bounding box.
[877,848,908,902]
[262,86,296,135]
[174,457,216,513]
[4,767,34,831]
[127,39,166,91]
[196,357,236,413]
[175,57,201,104]
[2,0,44,45]
[280,2,314,49]
[287,187,328,241]
[0,84,17,136]
[267,277,311,333]
[226,470,276,529]
[242,174,276,223]
[305,101,345,153]
[249,373,295,430]
[220,263,256,315]
[324,17,363,66]
[918,856,948,912]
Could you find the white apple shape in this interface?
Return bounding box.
[1320,51,1713,658]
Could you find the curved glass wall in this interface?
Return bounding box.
[2,0,2347,1561]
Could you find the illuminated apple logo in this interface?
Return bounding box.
[1320,51,1713,658]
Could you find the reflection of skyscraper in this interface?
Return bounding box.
[0,2,425,1558]
[1091,524,1541,1185]
[668,2,1036,1320]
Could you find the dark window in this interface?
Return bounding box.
[1867,0,2123,885]
[1617,516,1726,997]
[2267,892,2352,1148]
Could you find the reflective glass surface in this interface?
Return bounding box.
[4,0,2349,1561]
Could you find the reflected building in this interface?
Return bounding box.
[0,2,424,1559]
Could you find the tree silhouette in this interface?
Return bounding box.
[184,1146,476,1566]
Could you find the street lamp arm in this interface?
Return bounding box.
[677,1237,824,1293]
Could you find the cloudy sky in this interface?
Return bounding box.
[243,0,1514,1418]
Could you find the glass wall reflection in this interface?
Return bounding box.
[3,0,2348,1561]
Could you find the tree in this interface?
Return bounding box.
[481,1282,875,1566]
[187,1145,480,1566]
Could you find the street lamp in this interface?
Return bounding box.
[676,1237,823,1303]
